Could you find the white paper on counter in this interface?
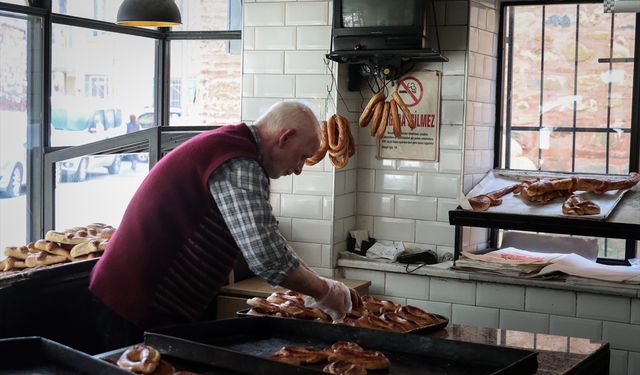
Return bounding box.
[538,253,640,284]
[458,169,632,220]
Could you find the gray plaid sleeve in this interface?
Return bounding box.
[209,157,299,285]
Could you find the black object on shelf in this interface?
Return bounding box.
[146,316,538,375]
[346,232,375,256]
[397,250,438,265]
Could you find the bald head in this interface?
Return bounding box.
[254,101,321,179]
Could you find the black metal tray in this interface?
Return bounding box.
[146,317,538,375]
[0,336,130,375]
[236,308,450,334]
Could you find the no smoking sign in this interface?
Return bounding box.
[396,76,423,107]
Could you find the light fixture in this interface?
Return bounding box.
[116,0,182,27]
[604,0,640,13]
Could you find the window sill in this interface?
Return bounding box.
[337,251,640,298]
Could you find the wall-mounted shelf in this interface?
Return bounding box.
[326,48,449,65]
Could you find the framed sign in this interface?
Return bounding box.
[378,70,442,162]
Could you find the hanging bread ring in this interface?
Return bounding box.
[327,114,348,152]
[305,121,329,166]
[330,154,349,169]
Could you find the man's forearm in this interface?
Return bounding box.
[278,263,328,300]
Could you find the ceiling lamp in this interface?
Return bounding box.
[116,0,182,27]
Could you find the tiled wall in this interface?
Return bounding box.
[351,0,468,261]
[341,266,640,375]
[462,0,499,252]
[243,0,338,277]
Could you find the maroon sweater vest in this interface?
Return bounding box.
[89,124,261,328]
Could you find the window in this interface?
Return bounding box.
[501,3,636,174]
[84,74,108,98]
[499,2,638,261]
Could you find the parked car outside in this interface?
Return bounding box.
[137,107,182,129]
[0,111,27,198]
[0,147,26,197]
[58,155,122,183]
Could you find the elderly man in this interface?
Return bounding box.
[89,101,359,350]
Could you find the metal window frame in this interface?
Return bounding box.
[0,0,241,241]
[496,1,640,262]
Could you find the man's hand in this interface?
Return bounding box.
[303,277,353,322]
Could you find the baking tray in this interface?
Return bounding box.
[0,336,130,375]
[235,308,450,334]
[146,317,538,375]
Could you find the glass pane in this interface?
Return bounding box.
[1,1,28,5]
[539,130,573,172]
[172,0,240,31]
[55,153,148,229]
[574,132,606,174]
[541,4,576,129]
[52,0,123,23]
[600,238,626,259]
[509,6,542,128]
[170,39,241,126]
[50,24,155,146]
[0,11,34,252]
[510,130,539,170]
[609,131,630,174]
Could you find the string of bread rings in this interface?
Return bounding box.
[305,114,355,169]
[358,90,416,139]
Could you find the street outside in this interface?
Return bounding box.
[0,159,147,252]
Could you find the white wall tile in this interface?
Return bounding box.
[322,244,332,268]
[628,351,640,375]
[385,273,429,300]
[356,193,394,217]
[297,26,331,49]
[478,29,494,56]
[395,195,437,221]
[243,26,255,50]
[342,268,385,295]
[430,278,476,305]
[357,145,396,169]
[549,316,602,341]
[475,78,493,103]
[345,170,357,193]
[296,74,332,98]
[526,288,576,316]
[452,304,499,328]
[373,217,415,242]
[439,124,463,149]
[334,193,356,219]
[442,50,466,76]
[417,173,460,198]
[286,2,328,26]
[254,27,296,50]
[242,98,281,121]
[242,74,254,97]
[277,217,292,240]
[243,51,284,74]
[290,241,322,267]
[334,172,346,196]
[407,299,452,320]
[396,160,439,173]
[269,193,281,216]
[441,100,465,125]
[436,198,459,222]
[355,215,374,235]
[323,196,333,220]
[254,74,295,98]
[415,220,455,246]
[500,310,549,334]
[603,322,640,352]
[577,293,630,323]
[285,51,328,74]
[375,171,417,194]
[487,9,496,33]
[441,75,465,100]
[271,175,294,196]
[445,1,469,26]
[281,194,323,219]
[477,8,487,30]
[439,150,462,173]
[357,169,375,192]
[631,298,640,324]
[245,3,285,26]
[473,126,492,150]
[292,218,332,244]
[469,6,478,28]
[293,171,333,195]
[611,350,628,375]
[476,282,525,310]
[439,26,468,51]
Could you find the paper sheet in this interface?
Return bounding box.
[460,169,633,220]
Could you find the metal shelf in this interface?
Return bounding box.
[326,48,449,64]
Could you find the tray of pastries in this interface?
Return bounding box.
[237,290,448,334]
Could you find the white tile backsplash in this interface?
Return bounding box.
[276,217,292,240]
[254,27,296,50]
[394,195,437,221]
[297,26,331,50]
[415,220,455,246]
[291,218,332,244]
[526,288,576,316]
[292,171,333,195]
[242,74,254,97]
[285,2,328,26]
[611,350,629,375]
[242,98,282,121]
[632,299,640,324]
[577,293,630,323]
[500,310,549,334]
[243,27,255,50]
[374,171,417,194]
[373,216,415,242]
[342,268,385,295]
[430,278,476,305]
[476,282,525,310]
[281,194,323,219]
[323,196,333,220]
[407,299,452,320]
[445,1,469,26]
[243,51,284,74]
[452,304,500,328]
[417,173,460,198]
[441,100,465,125]
[269,193,281,216]
[385,273,429,300]
[441,75,465,100]
[356,193,394,217]
[334,193,356,219]
[284,51,328,74]
[442,50,467,75]
[245,3,285,26]
[396,159,439,173]
[254,74,295,97]
[295,74,332,98]
[290,241,322,266]
[436,198,459,222]
[549,316,602,340]
[603,322,640,352]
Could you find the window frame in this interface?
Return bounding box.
[495,0,640,263]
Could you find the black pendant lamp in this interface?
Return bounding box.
[116,0,182,27]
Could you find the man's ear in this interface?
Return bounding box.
[277,129,296,147]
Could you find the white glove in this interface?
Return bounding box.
[303,277,353,322]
